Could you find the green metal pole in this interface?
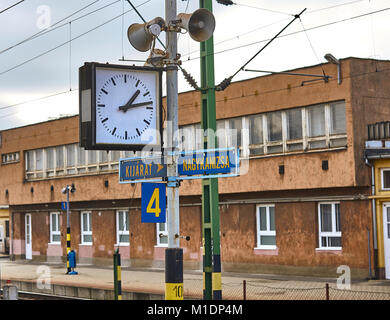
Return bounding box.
[200,0,221,300]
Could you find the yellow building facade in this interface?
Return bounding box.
[371,158,390,279]
[365,122,390,279]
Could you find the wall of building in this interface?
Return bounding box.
[9,195,372,277]
[350,59,390,186]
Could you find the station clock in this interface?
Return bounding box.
[79,62,163,151]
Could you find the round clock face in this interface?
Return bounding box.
[95,67,160,147]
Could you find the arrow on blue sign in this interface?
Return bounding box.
[119,157,167,182]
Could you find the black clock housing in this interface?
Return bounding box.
[79,62,163,151]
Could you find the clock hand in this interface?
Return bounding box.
[119,89,140,112]
[119,101,153,111]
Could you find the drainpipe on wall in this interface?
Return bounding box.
[10,212,14,261]
[365,157,377,278]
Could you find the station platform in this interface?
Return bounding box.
[0,256,389,300]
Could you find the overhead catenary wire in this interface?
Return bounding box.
[69,22,72,91]
[121,0,125,60]
[298,18,326,77]
[0,89,78,112]
[0,0,153,77]
[0,0,102,55]
[2,64,390,133]
[0,1,383,81]
[233,1,293,16]
[0,3,388,87]
[0,0,24,15]
[180,0,377,60]
[183,6,390,64]
[2,61,390,122]
[307,0,367,13]
[215,8,307,91]
[1,2,389,117]
[175,65,390,111]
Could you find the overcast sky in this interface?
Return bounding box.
[0,0,389,131]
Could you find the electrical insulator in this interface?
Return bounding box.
[217,0,234,6]
[215,76,233,91]
[181,68,200,91]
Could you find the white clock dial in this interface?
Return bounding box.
[95,67,159,146]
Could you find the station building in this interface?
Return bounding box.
[1,57,390,278]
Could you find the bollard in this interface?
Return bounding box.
[66,227,71,274]
[165,248,183,300]
[113,249,122,300]
[3,284,18,300]
[325,283,330,300]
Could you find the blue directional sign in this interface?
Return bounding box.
[178,148,239,178]
[61,202,68,211]
[119,156,167,183]
[141,183,166,223]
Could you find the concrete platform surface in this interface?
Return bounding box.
[0,258,389,300]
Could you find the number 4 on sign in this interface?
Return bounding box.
[147,188,161,217]
[141,183,166,223]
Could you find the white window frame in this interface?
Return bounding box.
[381,169,390,191]
[49,212,61,244]
[256,204,276,250]
[156,222,168,247]
[317,202,342,250]
[80,211,92,245]
[1,152,20,165]
[25,144,126,180]
[116,210,129,246]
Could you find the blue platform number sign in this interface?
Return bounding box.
[141,183,166,223]
[61,202,67,211]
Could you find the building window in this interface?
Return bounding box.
[50,212,61,244]
[156,222,168,246]
[308,104,325,138]
[116,210,129,245]
[1,152,20,165]
[266,111,283,154]
[330,101,346,134]
[179,101,346,158]
[286,108,303,151]
[25,144,126,180]
[382,169,390,190]
[248,114,264,156]
[228,117,243,148]
[256,204,276,249]
[318,203,342,250]
[80,211,92,244]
